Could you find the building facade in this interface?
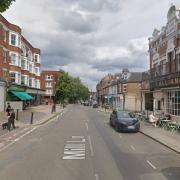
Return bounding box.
[149,5,180,119]
[0,15,43,110]
[40,71,60,104]
[96,69,142,112]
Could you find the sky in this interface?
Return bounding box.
[3,0,180,90]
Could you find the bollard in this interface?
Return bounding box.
[30,112,34,124]
[16,109,19,121]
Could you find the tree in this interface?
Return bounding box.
[56,70,90,103]
[0,0,15,13]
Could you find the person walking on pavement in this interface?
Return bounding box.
[7,109,16,131]
[51,103,55,113]
[6,103,11,116]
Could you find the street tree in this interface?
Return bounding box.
[0,0,16,13]
[56,71,90,103]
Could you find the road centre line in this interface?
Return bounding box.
[146,160,157,169]
[130,145,136,151]
[88,136,94,157]
[85,123,89,131]
[95,174,100,180]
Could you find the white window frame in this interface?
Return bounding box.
[9,32,20,47]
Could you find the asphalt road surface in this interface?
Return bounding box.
[0,105,180,180]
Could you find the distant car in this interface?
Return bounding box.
[110,111,140,132]
[93,104,98,108]
[84,102,90,106]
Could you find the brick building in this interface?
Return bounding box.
[149,5,180,119]
[0,15,44,110]
[41,71,60,104]
[96,69,142,112]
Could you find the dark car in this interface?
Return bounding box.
[110,111,140,132]
[93,104,98,108]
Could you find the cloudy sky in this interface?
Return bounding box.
[3,0,180,90]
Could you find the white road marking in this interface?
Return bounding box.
[95,174,100,180]
[85,123,89,131]
[20,128,29,133]
[119,134,122,138]
[130,145,136,151]
[0,127,37,152]
[88,136,94,157]
[72,136,84,139]
[146,160,157,169]
[63,136,86,160]
[67,138,85,143]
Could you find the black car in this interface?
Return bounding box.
[110,111,140,132]
[93,104,98,108]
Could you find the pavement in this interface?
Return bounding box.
[0,104,64,136]
[0,105,180,179]
[97,107,180,154]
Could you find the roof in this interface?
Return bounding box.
[127,72,142,82]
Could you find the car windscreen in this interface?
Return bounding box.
[117,112,134,118]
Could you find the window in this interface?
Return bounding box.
[29,78,33,87]
[21,75,26,85]
[3,69,8,80]
[3,29,6,42]
[3,50,6,63]
[166,91,180,116]
[46,89,52,95]
[34,54,39,63]
[35,67,40,75]
[46,75,53,80]
[46,82,52,87]
[157,100,161,110]
[21,60,26,70]
[10,53,17,65]
[29,63,34,73]
[11,34,16,46]
[123,84,127,92]
[10,72,16,83]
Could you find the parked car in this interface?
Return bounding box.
[83,102,90,106]
[110,110,140,132]
[93,104,98,108]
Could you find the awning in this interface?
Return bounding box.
[11,91,33,101]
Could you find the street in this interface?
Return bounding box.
[0,105,180,180]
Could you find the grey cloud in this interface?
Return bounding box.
[65,0,121,12]
[59,11,100,34]
[4,0,168,90]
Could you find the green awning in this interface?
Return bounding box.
[11,91,33,101]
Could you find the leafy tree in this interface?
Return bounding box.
[56,70,90,104]
[0,0,15,13]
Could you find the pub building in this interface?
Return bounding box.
[148,5,180,120]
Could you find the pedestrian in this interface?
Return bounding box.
[6,103,11,116]
[7,109,16,131]
[51,103,55,113]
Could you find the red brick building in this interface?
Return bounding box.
[0,15,44,109]
[41,71,60,104]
